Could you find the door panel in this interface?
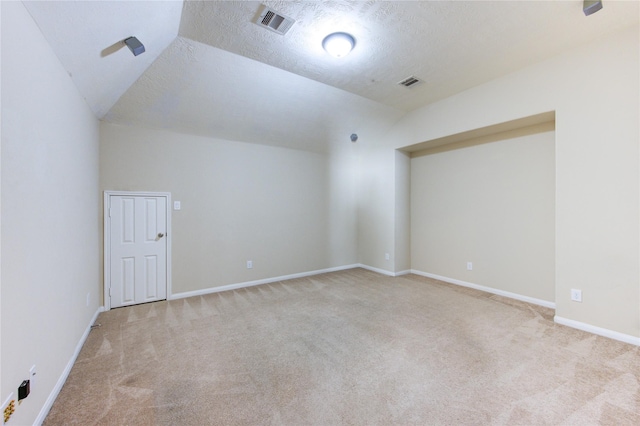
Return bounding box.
[145,255,158,299]
[109,195,167,308]
[122,257,135,304]
[145,199,155,240]
[122,198,135,243]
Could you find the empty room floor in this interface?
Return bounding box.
[44,269,640,425]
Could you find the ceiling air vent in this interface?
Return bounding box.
[256,7,295,35]
[398,76,424,88]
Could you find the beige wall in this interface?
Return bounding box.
[1,2,101,424]
[357,145,396,270]
[410,123,555,302]
[1,5,637,423]
[359,24,639,337]
[394,150,411,273]
[100,123,357,295]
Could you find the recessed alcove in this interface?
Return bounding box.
[400,111,556,306]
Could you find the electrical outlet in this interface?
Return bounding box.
[29,366,36,392]
[571,289,582,302]
[467,262,473,271]
[385,253,390,261]
[173,201,181,210]
[246,260,253,269]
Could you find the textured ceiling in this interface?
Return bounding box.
[180,0,640,111]
[21,0,640,152]
[104,37,404,152]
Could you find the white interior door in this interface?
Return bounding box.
[108,194,168,308]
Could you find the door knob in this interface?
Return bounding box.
[157,233,165,239]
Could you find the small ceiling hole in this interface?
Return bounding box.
[398,76,424,88]
[256,6,295,35]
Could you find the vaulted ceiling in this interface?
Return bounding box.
[23,0,639,152]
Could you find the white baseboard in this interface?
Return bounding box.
[357,264,396,276]
[170,264,360,300]
[35,306,104,425]
[410,269,556,309]
[554,316,640,346]
[357,264,411,277]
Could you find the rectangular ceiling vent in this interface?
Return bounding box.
[256,7,295,35]
[398,76,424,88]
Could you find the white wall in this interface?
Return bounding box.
[359,24,639,338]
[1,2,101,424]
[100,123,358,296]
[411,123,555,302]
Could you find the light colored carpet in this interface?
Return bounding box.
[44,268,640,425]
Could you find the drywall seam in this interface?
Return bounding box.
[410,269,556,309]
[34,307,104,425]
[554,316,640,346]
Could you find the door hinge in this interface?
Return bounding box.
[109,287,111,297]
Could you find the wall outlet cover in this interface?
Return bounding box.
[571,289,582,302]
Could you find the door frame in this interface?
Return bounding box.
[103,191,172,311]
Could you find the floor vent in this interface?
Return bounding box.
[398,76,424,88]
[256,6,295,35]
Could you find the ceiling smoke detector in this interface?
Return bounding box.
[398,76,424,88]
[256,6,295,35]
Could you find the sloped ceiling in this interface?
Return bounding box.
[104,37,404,152]
[23,1,182,118]
[21,0,640,152]
[179,0,639,111]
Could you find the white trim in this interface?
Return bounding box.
[410,269,556,309]
[357,264,411,277]
[554,316,640,346]
[35,307,104,425]
[357,264,396,277]
[103,191,172,311]
[170,264,360,300]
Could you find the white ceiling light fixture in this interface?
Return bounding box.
[322,32,355,58]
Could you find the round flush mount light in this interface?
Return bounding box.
[322,32,355,58]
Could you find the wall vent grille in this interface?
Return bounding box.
[256,6,295,35]
[398,76,424,88]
